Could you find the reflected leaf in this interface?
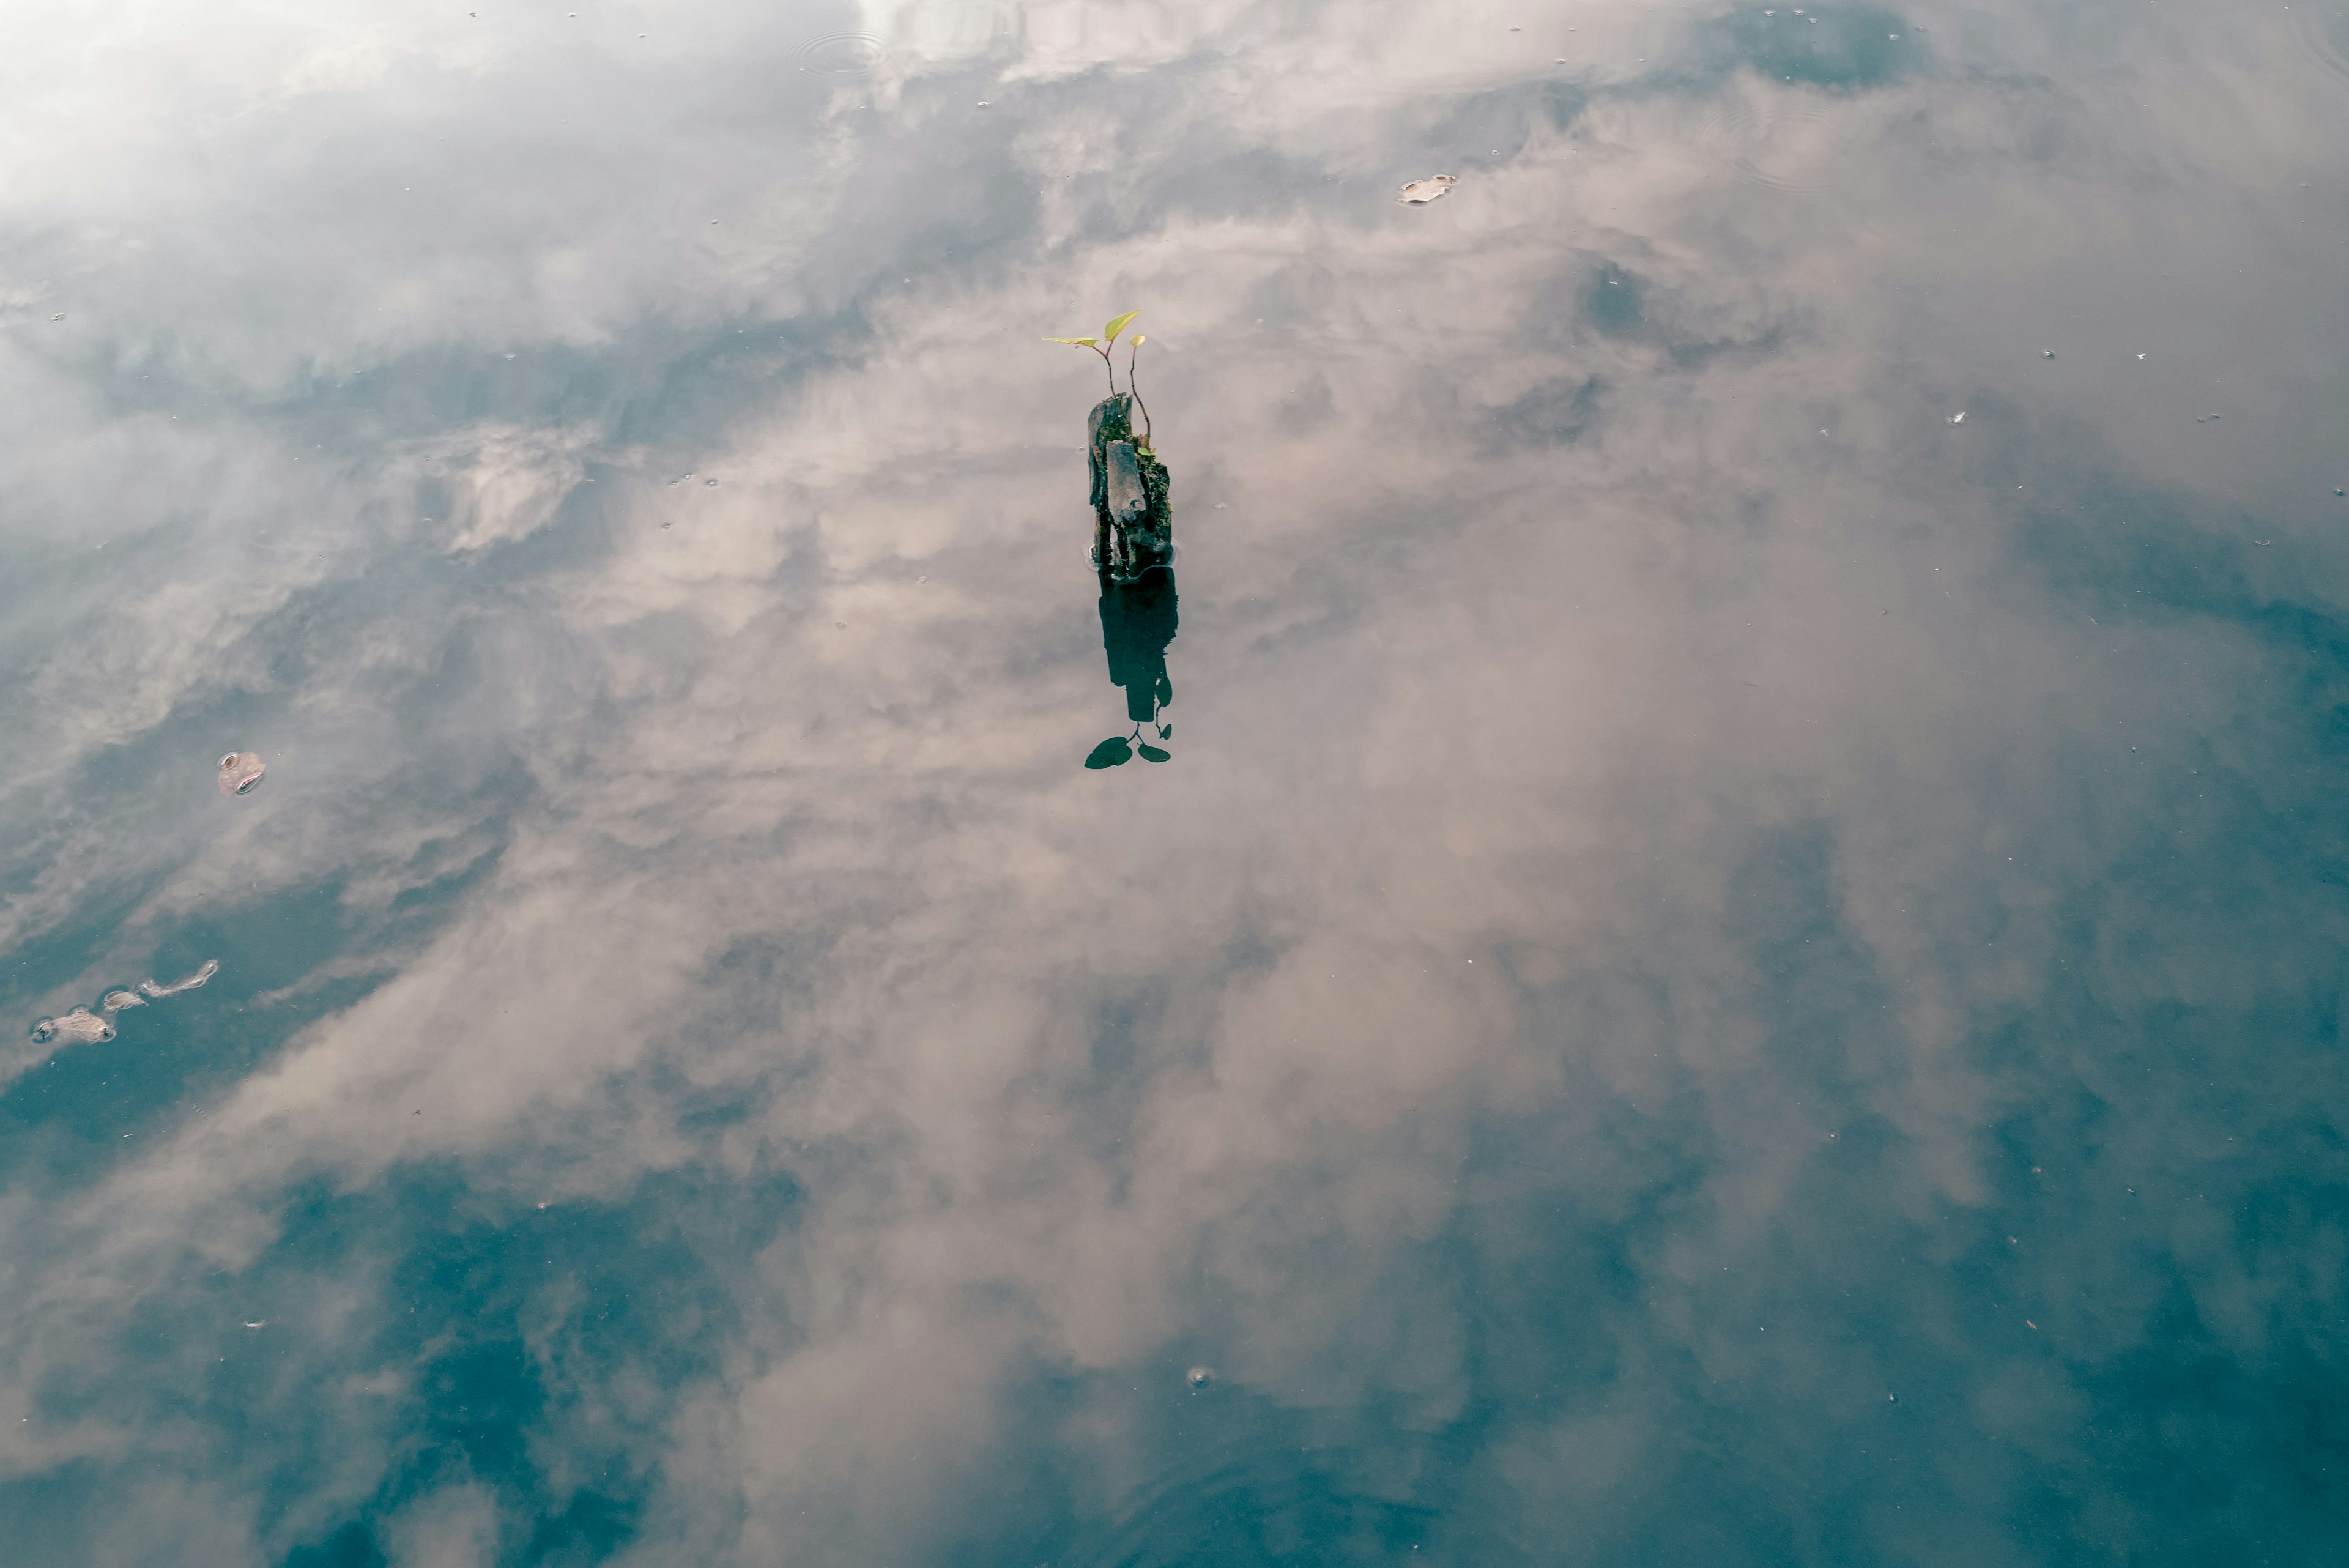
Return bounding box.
[1137,743,1170,763]
[1157,723,1171,739]
[1154,675,1173,705]
[1104,310,1140,343]
[1084,737,1133,768]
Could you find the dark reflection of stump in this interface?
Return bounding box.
[1083,568,1178,768]
[1101,568,1177,723]
[1088,393,1172,582]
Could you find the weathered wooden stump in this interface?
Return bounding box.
[1087,393,1172,582]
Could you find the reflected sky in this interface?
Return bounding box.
[3,1,2348,1563]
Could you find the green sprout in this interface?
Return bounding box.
[1047,309,1142,399]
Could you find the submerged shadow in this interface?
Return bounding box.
[1085,568,1178,769]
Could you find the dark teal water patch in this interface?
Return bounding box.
[1696,2,1922,92]
[207,1164,790,1565]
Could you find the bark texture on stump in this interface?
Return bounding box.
[1087,393,1172,581]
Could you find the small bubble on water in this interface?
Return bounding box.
[1186,1366,1215,1389]
[2043,349,2055,358]
[661,521,672,529]
[705,478,718,486]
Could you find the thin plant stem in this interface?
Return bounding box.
[1127,341,1152,447]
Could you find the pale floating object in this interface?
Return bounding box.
[244,1320,265,1329]
[31,1007,114,1046]
[102,990,146,1013]
[141,959,219,1000]
[1186,1365,1215,1389]
[1948,411,1965,424]
[1398,175,1458,204]
[218,752,265,796]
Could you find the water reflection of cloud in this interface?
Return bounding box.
[1,1,2347,1564]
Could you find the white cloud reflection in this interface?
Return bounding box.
[2,1,2348,1564]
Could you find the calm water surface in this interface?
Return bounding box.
[3,2,2348,1564]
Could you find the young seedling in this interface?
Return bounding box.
[1126,333,1153,451]
[1048,310,1141,398]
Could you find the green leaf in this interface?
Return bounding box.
[1104,310,1140,343]
[1137,743,1170,763]
[1044,336,1100,347]
[1132,333,1146,346]
[1154,675,1173,707]
[1157,723,1171,740]
[1084,737,1133,769]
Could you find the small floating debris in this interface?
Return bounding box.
[30,1007,113,1046]
[141,959,220,1000]
[243,1320,265,1329]
[1398,175,1458,204]
[218,752,266,796]
[1186,1365,1215,1389]
[2043,349,2056,359]
[1948,411,1965,424]
[32,959,218,1044]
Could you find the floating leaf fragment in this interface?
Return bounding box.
[218,751,266,796]
[1398,175,1458,204]
[30,1007,113,1046]
[141,959,220,1000]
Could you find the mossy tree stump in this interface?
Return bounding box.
[1088,393,1172,581]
